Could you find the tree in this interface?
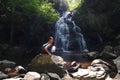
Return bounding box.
[0,0,58,46]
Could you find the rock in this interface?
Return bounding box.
[40,73,50,80]
[47,72,61,80]
[96,72,106,79]
[3,78,24,80]
[0,71,8,79]
[62,70,75,80]
[114,56,120,71]
[94,67,106,79]
[105,75,113,80]
[71,68,90,78]
[67,61,81,73]
[4,68,12,73]
[70,59,114,79]
[6,70,19,77]
[83,69,96,78]
[87,46,120,60]
[91,59,112,67]
[91,59,117,73]
[4,66,26,78]
[87,51,99,59]
[71,61,77,66]
[112,73,120,80]
[100,46,118,59]
[0,60,16,69]
[51,55,66,68]
[28,54,64,77]
[71,65,107,79]
[15,66,26,74]
[24,71,41,80]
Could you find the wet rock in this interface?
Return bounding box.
[0,60,16,69]
[24,71,40,80]
[0,71,8,79]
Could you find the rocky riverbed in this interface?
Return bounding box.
[0,44,120,80]
[0,52,120,80]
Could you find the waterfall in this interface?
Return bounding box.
[55,11,88,53]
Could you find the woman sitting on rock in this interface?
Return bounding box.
[41,36,56,56]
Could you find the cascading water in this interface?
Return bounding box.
[55,11,88,53]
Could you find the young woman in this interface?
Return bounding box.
[42,36,56,56]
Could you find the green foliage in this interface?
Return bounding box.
[12,0,58,22]
[66,0,82,11]
[38,1,58,23]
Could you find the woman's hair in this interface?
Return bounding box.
[49,36,54,43]
[49,36,53,40]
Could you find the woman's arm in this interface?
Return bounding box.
[44,43,52,56]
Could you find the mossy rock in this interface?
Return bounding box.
[28,54,64,77]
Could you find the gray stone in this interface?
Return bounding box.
[51,55,66,68]
[0,71,8,79]
[87,51,99,59]
[100,46,119,59]
[67,61,81,73]
[15,66,26,74]
[3,78,24,80]
[24,71,41,80]
[47,72,61,80]
[114,56,120,70]
[40,73,50,80]
[0,60,16,69]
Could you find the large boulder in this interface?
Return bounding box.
[86,45,120,60]
[100,46,119,59]
[28,54,65,77]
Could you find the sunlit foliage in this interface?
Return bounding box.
[66,0,82,11]
[0,0,58,45]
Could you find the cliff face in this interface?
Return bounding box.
[73,0,120,50]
